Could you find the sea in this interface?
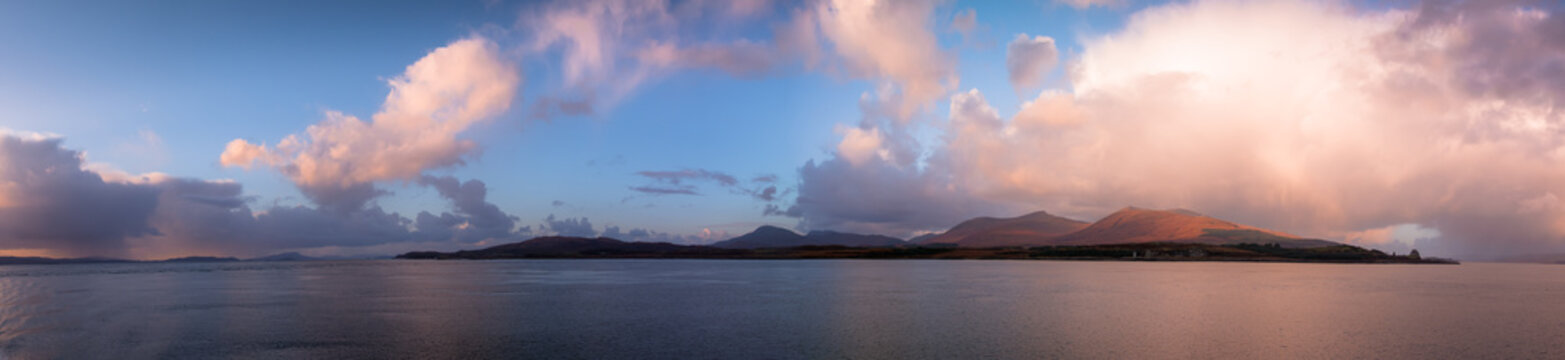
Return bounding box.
[0,259,1560,359]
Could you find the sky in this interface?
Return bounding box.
[0,0,1562,260]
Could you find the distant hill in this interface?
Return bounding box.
[907,233,940,244]
[0,255,244,266]
[0,256,129,266]
[158,256,241,263]
[247,252,320,262]
[712,226,803,249]
[1052,207,1337,248]
[399,236,740,259]
[919,211,1090,247]
[711,226,905,249]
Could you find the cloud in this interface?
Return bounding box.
[1058,0,1122,9]
[1005,34,1059,93]
[753,186,778,202]
[949,8,977,35]
[782,0,1565,259]
[522,0,784,116]
[0,135,160,257]
[542,215,597,237]
[414,176,521,243]
[601,225,731,245]
[636,169,739,186]
[767,91,1014,237]
[0,133,537,259]
[630,168,781,201]
[629,185,699,195]
[638,40,780,77]
[220,37,520,212]
[137,173,528,259]
[811,0,956,120]
[520,0,959,124]
[630,169,734,195]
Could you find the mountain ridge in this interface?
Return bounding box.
[712,226,905,249]
[929,207,1337,248]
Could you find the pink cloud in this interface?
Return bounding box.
[221,37,520,211]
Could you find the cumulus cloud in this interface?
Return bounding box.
[522,0,958,121]
[0,133,540,259]
[601,225,729,245]
[542,215,597,237]
[413,176,521,243]
[811,0,956,120]
[220,37,520,212]
[141,173,527,258]
[784,0,1565,259]
[1005,34,1059,93]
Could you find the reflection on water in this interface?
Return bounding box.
[1,260,1562,359]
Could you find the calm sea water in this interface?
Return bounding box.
[0,259,1560,359]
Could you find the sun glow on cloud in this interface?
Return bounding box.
[786,0,1565,259]
[221,37,520,211]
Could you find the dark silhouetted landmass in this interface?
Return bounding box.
[0,255,255,266]
[920,210,1091,247]
[160,256,241,263]
[0,256,128,265]
[247,252,321,262]
[396,236,1455,264]
[399,236,748,259]
[711,226,905,249]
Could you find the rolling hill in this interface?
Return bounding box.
[1051,207,1337,248]
[918,210,1090,247]
[928,207,1338,248]
[712,226,905,249]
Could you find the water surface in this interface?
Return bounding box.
[0,260,1560,359]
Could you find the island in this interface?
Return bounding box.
[396,236,1455,264]
[398,207,1458,264]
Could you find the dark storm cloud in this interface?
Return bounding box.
[0,135,160,257]
[0,134,536,258]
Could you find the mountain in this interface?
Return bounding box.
[711,226,804,249]
[907,233,940,244]
[804,230,905,248]
[1051,207,1337,248]
[398,236,736,259]
[919,211,1090,247]
[711,226,905,249]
